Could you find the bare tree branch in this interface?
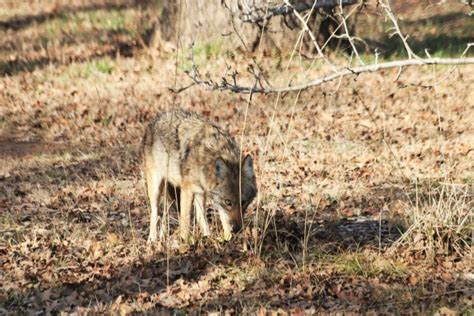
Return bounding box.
[242,0,358,23]
[175,1,474,96]
[187,57,474,94]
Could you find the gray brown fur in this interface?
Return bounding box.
[142,109,257,242]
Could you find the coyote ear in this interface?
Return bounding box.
[242,154,255,178]
[215,158,228,180]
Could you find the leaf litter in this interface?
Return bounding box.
[1,0,473,314]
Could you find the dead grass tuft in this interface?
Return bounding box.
[394,181,473,258]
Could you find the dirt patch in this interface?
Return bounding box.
[0,138,66,158]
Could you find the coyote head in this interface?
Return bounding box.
[210,155,257,236]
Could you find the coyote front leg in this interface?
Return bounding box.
[218,206,233,241]
[179,183,193,241]
[194,193,210,237]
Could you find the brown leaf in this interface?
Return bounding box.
[408,275,418,285]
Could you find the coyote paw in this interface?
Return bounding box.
[179,230,189,242]
[223,231,233,241]
[147,233,157,244]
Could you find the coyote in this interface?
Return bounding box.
[142,109,257,242]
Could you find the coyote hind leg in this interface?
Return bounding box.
[157,181,178,242]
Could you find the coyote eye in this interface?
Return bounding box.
[224,199,232,206]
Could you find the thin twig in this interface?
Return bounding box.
[169,82,196,93]
[284,0,337,71]
[336,1,364,65]
[379,0,420,60]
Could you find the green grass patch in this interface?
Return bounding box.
[334,253,408,278]
[89,58,114,75]
[39,57,116,83]
[180,40,224,72]
[385,35,473,58]
[42,9,132,38]
[67,58,115,78]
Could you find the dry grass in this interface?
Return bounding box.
[394,181,473,257]
[1,0,473,314]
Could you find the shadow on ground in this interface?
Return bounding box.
[369,35,474,58]
[0,138,67,158]
[0,142,470,313]
[0,141,139,187]
[0,0,153,76]
[1,248,216,313]
[199,273,471,313]
[360,11,474,57]
[0,35,137,76]
[0,0,146,31]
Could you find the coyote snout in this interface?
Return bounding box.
[142,109,257,242]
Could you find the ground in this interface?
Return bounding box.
[0,0,473,314]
